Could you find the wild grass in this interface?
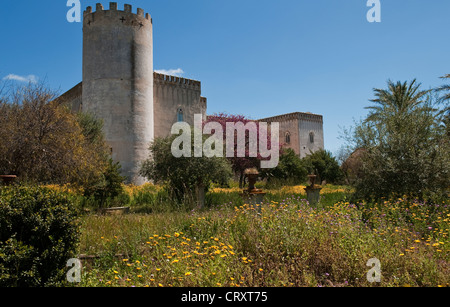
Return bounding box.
[72,185,449,287]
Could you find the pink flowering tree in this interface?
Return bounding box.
[204,112,282,188]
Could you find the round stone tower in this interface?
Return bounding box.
[82,3,154,185]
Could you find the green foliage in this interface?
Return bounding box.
[77,112,107,151]
[346,80,450,201]
[0,185,80,287]
[435,74,450,137]
[83,159,127,209]
[301,149,344,184]
[436,74,450,103]
[260,148,307,187]
[140,134,233,203]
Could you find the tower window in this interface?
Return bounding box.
[309,132,315,144]
[177,108,184,122]
[285,132,291,144]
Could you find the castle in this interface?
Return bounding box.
[59,3,324,185]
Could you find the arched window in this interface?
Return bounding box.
[285,132,291,144]
[309,132,315,144]
[177,108,184,122]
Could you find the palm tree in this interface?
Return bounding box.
[365,79,431,123]
[436,74,450,136]
[436,74,450,102]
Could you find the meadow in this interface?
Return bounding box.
[65,183,449,287]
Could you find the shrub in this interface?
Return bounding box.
[0,185,80,287]
[301,149,344,184]
[83,158,126,209]
[261,148,307,187]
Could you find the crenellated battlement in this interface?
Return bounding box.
[259,112,323,123]
[84,2,152,21]
[154,72,201,90]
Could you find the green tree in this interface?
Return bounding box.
[436,74,450,137]
[140,133,233,207]
[83,158,126,209]
[436,74,450,102]
[77,111,106,150]
[365,79,431,123]
[301,149,343,184]
[260,148,307,186]
[345,79,449,200]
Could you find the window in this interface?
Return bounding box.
[309,132,315,144]
[285,132,291,144]
[177,108,184,122]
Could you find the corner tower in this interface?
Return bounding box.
[82,3,154,185]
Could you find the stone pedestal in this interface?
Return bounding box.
[197,183,206,209]
[240,169,265,214]
[304,185,322,206]
[304,174,322,206]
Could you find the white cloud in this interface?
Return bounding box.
[2,74,38,84]
[154,68,184,77]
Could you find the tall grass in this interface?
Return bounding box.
[74,187,449,287]
[44,183,448,287]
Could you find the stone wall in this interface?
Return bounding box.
[259,112,324,158]
[57,82,82,112]
[298,113,324,158]
[153,72,207,138]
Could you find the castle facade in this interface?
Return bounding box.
[60,3,324,184]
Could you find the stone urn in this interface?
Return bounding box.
[245,170,260,192]
[240,168,265,214]
[308,174,317,187]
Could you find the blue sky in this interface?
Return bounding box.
[1,0,449,154]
